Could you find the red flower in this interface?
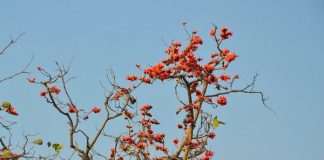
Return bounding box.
[121,136,131,142]
[139,76,151,84]
[188,141,199,149]
[36,66,42,71]
[49,86,60,94]
[92,106,101,113]
[155,145,168,153]
[208,132,216,139]
[154,133,165,143]
[40,91,48,96]
[174,41,182,47]
[140,104,152,111]
[199,157,210,160]
[121,145,129,151]
[126,75,137,81]
[69,107,78,113]
[225,53,237,62]
[209,28,216,36]
[205,150,214,157]
[110,148,115,155]
[204,64,215,73]
[159,72,169,80]
[177,124,183,129]
[221,49,230,56]
[220,74,230,81]
[191,36,203,45]
[136,142,145,149]
[28,78,36,83]
[124,110,133,119]
[216,96,227,106]
[8,106,19,116]
[172,138,179,145]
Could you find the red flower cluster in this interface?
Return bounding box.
[49,86,60,94]
[140,104,153,112]
[200,150,214,160]
[155,145,168,153]
[188,140,200,149]
[121,136,135,144]
[220,27,233,39]
[39,86,60,96]
[220,74,231,81]
[138,31,205,85]
[204,64,215,73]
[139,76,151,84]
[119,104,168,155]
[216,96,227,106]
[225,53,237,62]
[143,63,170,80]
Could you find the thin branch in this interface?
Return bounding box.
[0,56,33,83]
[0,33,25,56]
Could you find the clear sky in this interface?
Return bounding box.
[1,0,324,159]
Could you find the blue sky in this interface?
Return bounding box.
[1,0,324,159]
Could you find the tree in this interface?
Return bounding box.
[1,24,271,160]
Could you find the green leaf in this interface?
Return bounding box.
[2,101,11,109]
[2,149,12,158]
[33,138,43,145]
[212,116,226,129]
[52,143,64,152]
[212,116,219,128]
